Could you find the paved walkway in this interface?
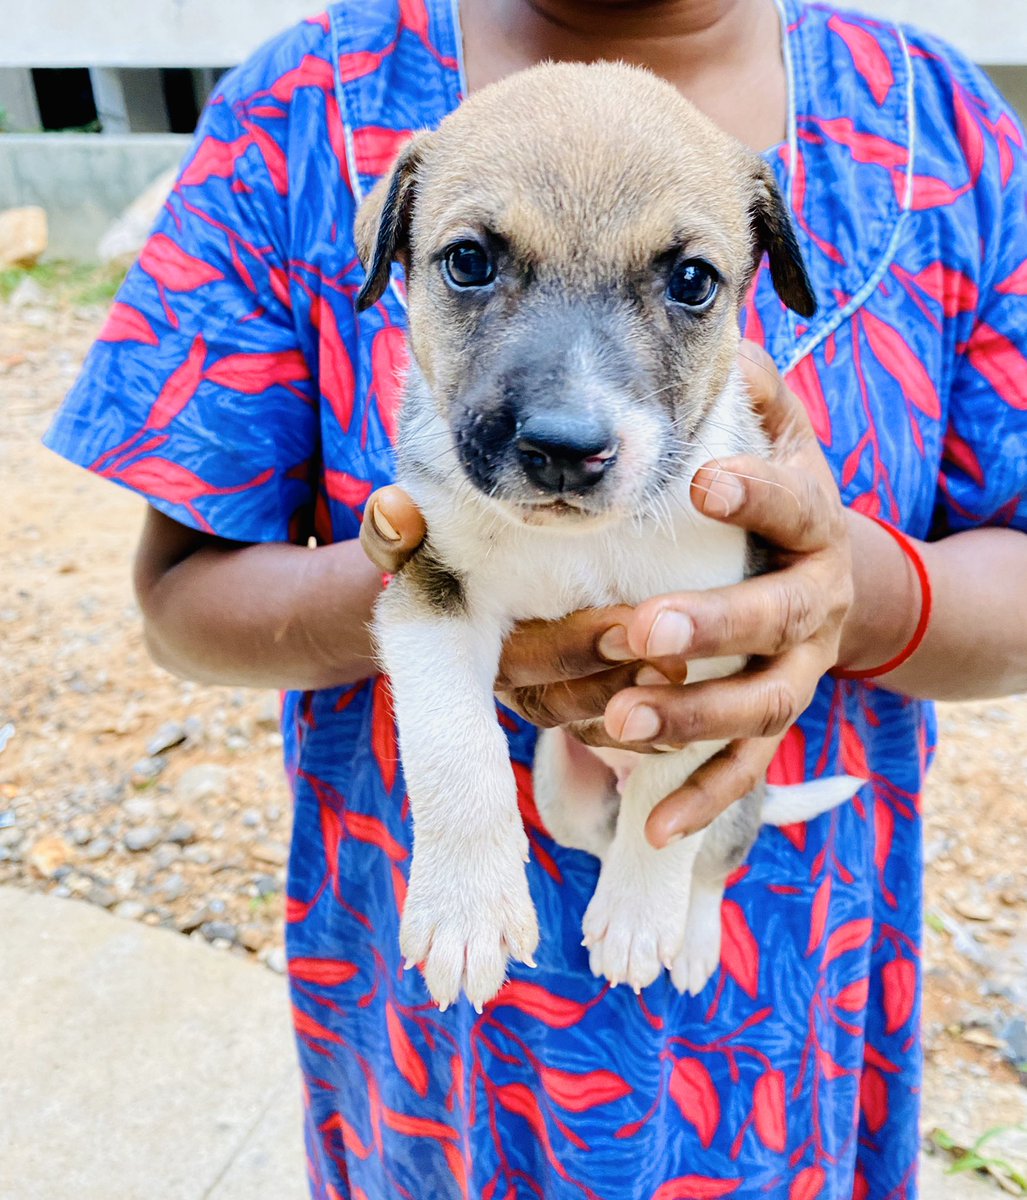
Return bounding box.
[0,886,306,1200]
[0,886,996,1199]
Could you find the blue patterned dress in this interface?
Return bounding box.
[45,2,1027,1197]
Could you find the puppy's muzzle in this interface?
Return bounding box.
[516,413,618,494]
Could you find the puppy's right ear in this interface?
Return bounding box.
[355,134,430,312]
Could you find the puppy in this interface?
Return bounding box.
[355,62,861,1010]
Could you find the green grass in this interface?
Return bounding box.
[0,260,126,307]
[929,1125,1027,1194]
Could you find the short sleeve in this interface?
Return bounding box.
[44,62,319,544]
[931,54,1027,536]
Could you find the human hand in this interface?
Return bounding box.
[599,342,854,847]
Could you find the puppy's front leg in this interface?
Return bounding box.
[375,578,538,1011]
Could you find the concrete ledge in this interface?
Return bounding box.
[0,133,191,259]
[0,887,306,1200]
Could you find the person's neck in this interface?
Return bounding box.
[460,0,788,151]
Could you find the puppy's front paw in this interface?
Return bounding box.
[670,883,725,996]
[400,846,539,1012]
[581,847,691,992]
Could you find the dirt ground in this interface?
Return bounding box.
[1,267,1025,1191]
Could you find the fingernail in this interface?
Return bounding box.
[645,611,693,659]
[702,472,746,517]
[618,704,660,743]
[598,624,632,662]
[635,665,671,687]
[371,506,401,541]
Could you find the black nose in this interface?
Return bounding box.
[516,414,618,493]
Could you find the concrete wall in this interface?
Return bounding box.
[0,0,322,69]
[857,0,1027,64]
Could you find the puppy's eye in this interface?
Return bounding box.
[442,242,496,289]
[667,259,719,311]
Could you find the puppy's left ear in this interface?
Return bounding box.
[355,133,431,312]
[748,158,817,319]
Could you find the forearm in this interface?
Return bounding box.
[137,533,383,690]
[838,511,1027,700]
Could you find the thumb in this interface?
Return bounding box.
[360,485,427,573]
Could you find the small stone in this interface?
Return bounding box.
[201,921,238,944]
[255,692,280,729]
[254,874,279,897]
[241,808,261,828]
[238,924,265,952]
[251,840,288,867]
[83,836,112,860]
[159,872,186,902]
[146,720,187,757]
[265,805,282,823]
[113,900,145,920]
[225,734,249,753]
[156,798,181,819]
[182,715,205,743]
[27,834,72,878]
[0,826,23,848]
[0,809,15,828]
[130,756,166,788]
[68,826,92,846]
[265,946,287,975]
[182,844,212,865]
[113,867,138,897]
[123,826,162,852]
[177,905,212,933]
[123,797,157,823]
[210,822,225,841]
[165,820,196,845]
[177,764,230,805]
[953,896,995,923]
[86,884,117,909]
[152,844,180,869]
[0,208,48,268]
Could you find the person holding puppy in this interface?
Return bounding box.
[45,0,1027,1197]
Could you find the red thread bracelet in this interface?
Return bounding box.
[833,515,933,681]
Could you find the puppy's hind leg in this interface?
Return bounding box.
[533,728,620,859]
[670,786,762,997]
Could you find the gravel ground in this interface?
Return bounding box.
[2,266,1025,1192]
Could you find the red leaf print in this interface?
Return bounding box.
[720,900,759,997]
[325,470,373,509]
[353,126,414,178]
[874,798,894,878]
[381,1108,457,1140]
[442,1141,469,1198]
[179,134,252,187]
[860,1065,889,1133]
[140,234,225,291]
[786,354,832,446]
[320,1112,372,1160]
[269,54,336,101]
[370,324,409,444]
[386,1003,429,1097]
[344,810,407,862]
[814,118,908,169]
[823,918,872,965]
[203,349,311,393]
[860,310,941,419]
[964,321,1027,409]
[805,875,832,955]
[752,1069,787,1152]
[906,173,972,211]
[910,260,979,317]
[789,1165,826,1200]
[293,1005,342,1043]
[864,1042,901,1075]
[953,85,986,184]
[652,1178,741,1200]
[313,297,356,431]
[340,47,394,84]
[243,121,289,194]
[669,1057,720,1149]
[995,259,1027,296]
[828,15,894,105]
[289,957,358,986]
[539,1066,631,1112]
[371,676,399,793]
[942,429,985,487]
[144,334,206,429]
[114,457,272,506]
[834,977,869,1012]
[881,955,916,1033]
[490,980,593,1027]
[99,301,159,346]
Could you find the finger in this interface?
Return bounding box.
[360,486,428,573]
[497,606,647,688]
[500,663,642,727]
[645,737,782,847]
[737,340,817,449]
[690,453,839,554]
[603,643,826,747]
[622,565,839,662]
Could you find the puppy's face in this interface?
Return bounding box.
[356,63,814,529]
